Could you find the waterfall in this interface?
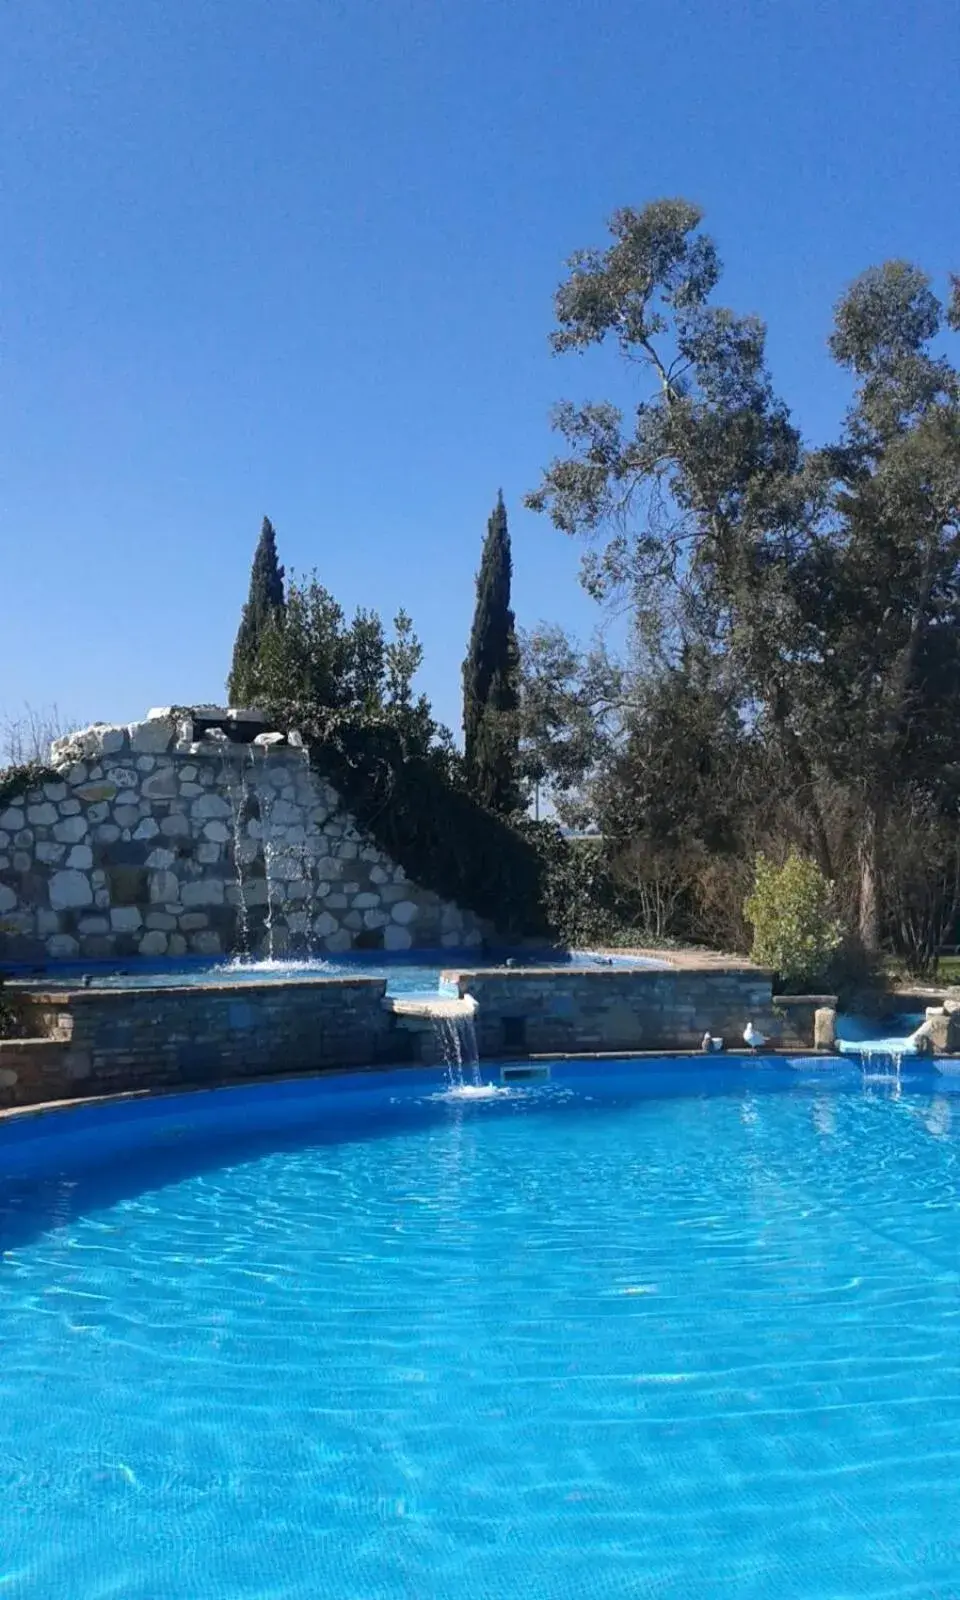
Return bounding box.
[433,1011,482,1091]
[223,749,254,958]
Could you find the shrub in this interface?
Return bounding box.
[744,851,843,989]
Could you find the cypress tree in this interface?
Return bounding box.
[227,516,286,705]
[462,491,521,813]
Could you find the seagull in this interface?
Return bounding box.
[743,1021,769,1052]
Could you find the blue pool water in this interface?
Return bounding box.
[3,1058,960,1597]
[5,947,668,998]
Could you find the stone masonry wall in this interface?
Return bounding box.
[0,709,484,964]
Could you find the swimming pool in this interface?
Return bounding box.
[3,1057,960,1597]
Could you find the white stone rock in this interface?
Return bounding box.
[94,888,110,909]
[253,731,286,747]
[168,933,187,956]
[141,770,177,800]
[91,869,106,887]
[192,794,231,820]
[314,911,340,938]
[36,841,66,863]
[369,865,390,885]
[53,816,88,843]
[383,924,413,951]
[202,820,229,843]
[65,762,88,787]
[27,802,58,825]
[133,817,160,841]
[42,782,67,802]
[149,871,180,903]
[77,915,110,935]
[160,814,191,838]
[343,910,362,930]
[139,930,169,955]
[339,841,359,861]
[136,755,156,773]
[190,930,222,955]
[66,844,93,870]
[266,798,301,827]
[106,767,138,789]
[146,911,177,930]
[363,909,390,930]
[0,884,17,913]
[284,878,311,901]
[196,841,222,864]
[110,907,142,932]
[46,933,80,959]
[180,781,203,797]
[100,727,127,755]
[0,831,8,849]
[0,855,8,870]
[115,789,139,806]
[286,911,310,933]
[0,808,24,832]
[145,847,176,870]
[391,900,419,926]
[114,806,140,828]
[58,798,81,816]
[12,850,31,872]
[94,824,121,843]
[324,929,352,953]
[14,829,33,847]
[35,909,61,934]
[180,878,225,907]
[129,717,175,754]
[48,869,93,910]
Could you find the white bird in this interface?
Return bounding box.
[743,1021,768,1051]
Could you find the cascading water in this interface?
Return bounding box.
[835,1011,926,1086]
[223,749,254,958]
[433,1011,482,1092]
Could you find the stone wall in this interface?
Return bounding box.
[0,708,484,964]
[448,966,777,1055]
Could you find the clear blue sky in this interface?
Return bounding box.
[2,0,957,740]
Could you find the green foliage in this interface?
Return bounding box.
[0,761,58,809]
[462,493,521,815]
[744,853,843,989]
[227,516,286,705]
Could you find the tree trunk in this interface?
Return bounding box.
[858,803,882,956]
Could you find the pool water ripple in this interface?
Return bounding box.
[3,1070,960,1596]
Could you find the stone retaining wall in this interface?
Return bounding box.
[0,964,779,1109]
[448,966,777,1056]
[0,708,484,964]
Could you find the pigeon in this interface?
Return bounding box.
[743,1021,768,1051]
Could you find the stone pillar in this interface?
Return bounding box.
[814,1006,837,1050]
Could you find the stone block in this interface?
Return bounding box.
[66,845,94,870]
[14,829,33,848]
[384,924,412,951]
[196,841,222,864]
[64,762,88,786]
[42,782,67,802]
[114,806,140,828]
[104,763,138,786]
[0,884,16,914]
[814,1007,837,1049]
[149,871,180,904]
[160,814,191,838]
[77,916,110,935]
[136,755,156,773]
[139,931,169,956]
[146,911,177,931]
[110,906,142,933]
[141,769,177,801]
[324,929,352,953]
[46,933,80,958]
[132,817,160,842]
[49,870,93,910]
[145,847,176,870]
[168,934,187,956]
[314,911,340,938]
[179,912,209,931]
[27,802,57,825]
[74,782,118,804]
[363,909,390,930]
[35,909,60,934]
[53,815,88,843]
[343,911,363,930]
[58,798,81,816]
[36,842,66,864]
[354,892,381,910]
[100,728,128,755]
[129,717,175,754]
[202,820,229,843]
[180,879,225,907]
[192,794,231,820]
[190,930,222,955]
[94,824,121,843]
[0,808,25,831]
[391,900,419,926]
